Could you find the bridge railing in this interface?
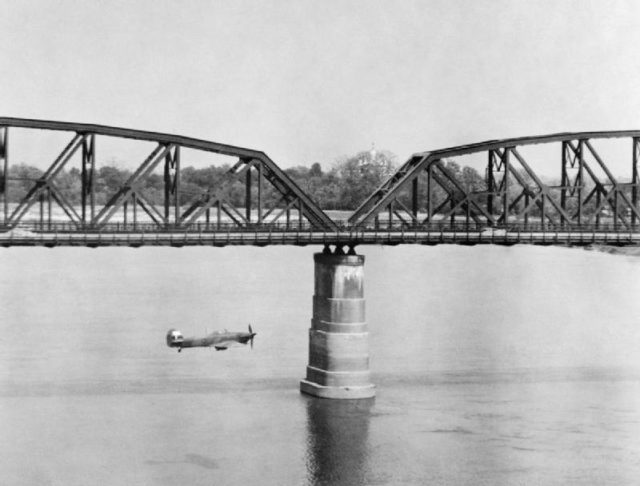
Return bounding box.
[3,219,640,234]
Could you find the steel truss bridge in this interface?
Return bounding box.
[1,117,640,247]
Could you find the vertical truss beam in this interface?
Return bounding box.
[426,165,433,223]
[502,149,510,224]
[633,138,639,225]
[81,134,96,224]
[245,166,252,223]
[164,145,180,224]
[0,127,7,224]
[487,150,497,216]
[411,177,419,220]
[566,140,607,228]
[486,149,510,224]
[257,163,263,224]
[561,140,584,225]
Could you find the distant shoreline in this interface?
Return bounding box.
[586,245,640,257]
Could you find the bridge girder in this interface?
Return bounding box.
[0,117,338,232]
[3,119,640,238]
[349,131,640,231]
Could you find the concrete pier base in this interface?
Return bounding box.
[300,252,375,399]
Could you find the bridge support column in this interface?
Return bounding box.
[300,250,375,399]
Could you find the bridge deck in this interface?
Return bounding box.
[1,228,639,247]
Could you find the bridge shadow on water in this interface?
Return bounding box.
[304,396,374,486]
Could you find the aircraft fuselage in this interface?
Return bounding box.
[166,327,256,351]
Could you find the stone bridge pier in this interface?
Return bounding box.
[300,247,375,399]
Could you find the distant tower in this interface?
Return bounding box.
[358,143,377,168]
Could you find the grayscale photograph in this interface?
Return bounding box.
[1,1,640,484]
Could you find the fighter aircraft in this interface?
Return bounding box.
[166,325,256,352]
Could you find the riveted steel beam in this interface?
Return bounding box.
[0,127,7,224]
[81,134,96,224]
[633,138,640,225]
[163,145,180,225]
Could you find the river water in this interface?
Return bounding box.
[1,244,640,485]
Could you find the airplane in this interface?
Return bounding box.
[166,325,256,352]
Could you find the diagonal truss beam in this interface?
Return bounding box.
[93,143,171,227]
[350,155,494,228]
[179,155,337,230]
[509,147,573,224]
[8,133,85,226]
[584,139,640,226]
[429,164,487,224]
[179,158,255,226]
[348,154,428,225]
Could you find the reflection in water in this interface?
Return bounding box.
[305,397,374,486]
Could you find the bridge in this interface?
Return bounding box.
[1,118,640,247]
[3,117,639,400]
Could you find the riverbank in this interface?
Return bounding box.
[586,244,640,256]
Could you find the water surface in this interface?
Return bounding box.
[2,245,640,485]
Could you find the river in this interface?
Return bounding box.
[1,244,640,485]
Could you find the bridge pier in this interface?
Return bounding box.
[300,247,375,399]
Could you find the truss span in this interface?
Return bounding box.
[2,118,640,247]
[0,117,338,232]
[349,130,640,231]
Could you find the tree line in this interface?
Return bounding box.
[3,149,634,220]
[2,149,401,211]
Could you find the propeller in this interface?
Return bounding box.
[248,324,256,349]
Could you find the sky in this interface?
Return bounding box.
[2,0,640,173]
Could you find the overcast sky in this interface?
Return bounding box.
[2,0,640,171]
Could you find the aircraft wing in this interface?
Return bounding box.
[213,340,235,351]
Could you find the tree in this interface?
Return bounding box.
[461,166,485,193]
[334,149,397,209]
[309,162,323,177]
[95,166,130,203]
[8,163,43,202]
